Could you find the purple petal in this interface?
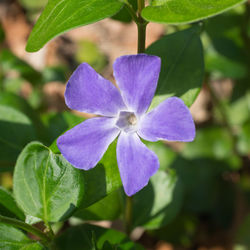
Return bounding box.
[138,97,196,142]
[65,63,126,116]
[117,132,159,196]
[113,54,161,116]
[57,117,119,170]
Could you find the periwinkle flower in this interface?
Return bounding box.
[57,54,195,196]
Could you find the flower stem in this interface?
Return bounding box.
[0,215,52,246]
[137,0,147,53]
[125,195,133,235]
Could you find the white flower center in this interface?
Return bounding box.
[116,111,138,133]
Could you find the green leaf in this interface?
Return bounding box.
[75,189,122,221]
[142,0,247,25]
[80,139,122,208]
[26,0,124,52]
[0,223,43,250]
[13,142,84,223]
[147,26,204,109]
[132,170,183,229]
[0,105,36,171]
[54,224,144,250]
[0,187,25,220]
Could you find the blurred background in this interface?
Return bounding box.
[0,0,250,249]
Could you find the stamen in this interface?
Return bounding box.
[128,114,137,125]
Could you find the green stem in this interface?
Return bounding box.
[125,196,133,235]
[137,23,147,53]
[0,215,52,246]
[137,0,147,53]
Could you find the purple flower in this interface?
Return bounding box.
[57,54,195,196]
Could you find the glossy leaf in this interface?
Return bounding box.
[147,26,204,108]
[142,0,247,25]
[0,187,25,220]
[54,224,144,250]
[132,170,183,229]
[13,142,84,223]
[75,190,122,221]
[0,223,43,250]
[0,105,36,171]
[26,0,124,52]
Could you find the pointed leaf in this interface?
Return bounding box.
[26,0,123,52]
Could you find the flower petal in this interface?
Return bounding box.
[57,117,119,170]
[65,63,126,116]
[138,97,196,142]
[117,132,159,196]
[113,54,161,116]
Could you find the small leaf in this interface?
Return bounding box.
[26,0,124,52]
[0,187,25,220]
[142,0,247,25]
[54,224,144,250]
[132,170,183,229]
[13,142,84,223]
[147,25,204,109]
[0,223,43,250]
